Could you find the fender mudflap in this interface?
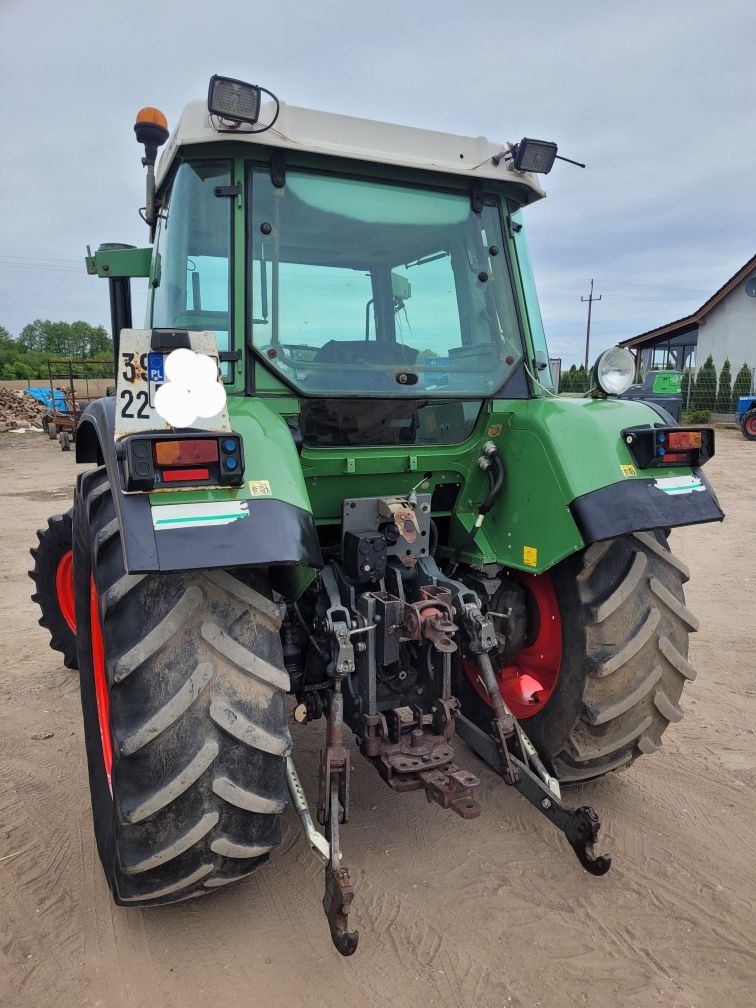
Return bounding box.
[570,468,724,544]
[114,489,322,574]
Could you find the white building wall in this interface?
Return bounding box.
[696,280,756,370]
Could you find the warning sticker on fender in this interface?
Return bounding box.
[151,501,249,530]
[653,475,705,496]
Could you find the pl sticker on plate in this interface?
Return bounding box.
[147,352,165,406]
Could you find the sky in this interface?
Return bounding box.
[1,0,755,367]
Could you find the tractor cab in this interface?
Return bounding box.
[153,157,530,401]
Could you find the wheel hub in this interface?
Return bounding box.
[55,550,76,633]
[89,577,112,791]
[463,572,562,719]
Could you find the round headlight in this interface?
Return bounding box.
[592,347,635,396]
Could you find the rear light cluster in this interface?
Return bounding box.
[622,425,714,470]
[119,433,244,492]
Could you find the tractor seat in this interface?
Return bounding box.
[310,340,419,392]
[313,340,419,366]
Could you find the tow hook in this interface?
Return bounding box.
[460,617,611,877]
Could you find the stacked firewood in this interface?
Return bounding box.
[0,389,48,431]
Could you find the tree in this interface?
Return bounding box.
[715,358,732,412]
[574,364,589,393]
[692,355,717,412]
[0,344,48,379]
[733,362,753,406]
[680,368,694,409]
[560,364,577,392]
[18,319,112,359]
[0,320,113,380]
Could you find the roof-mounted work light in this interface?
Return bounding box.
[207,75,280,133]
[208,75,261,125]
[513,138,559,174]
[493,138,586,173]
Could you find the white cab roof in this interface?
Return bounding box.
[156,99,546,203]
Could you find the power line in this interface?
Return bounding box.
[540,292,699,302]
[538,277,708,296]
[0,261,81,274]
[581,279,602,370]
[0,253,81,264]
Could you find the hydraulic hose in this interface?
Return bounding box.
[479,451,505,516]
[429,519,439,556]
[449,443,505,571]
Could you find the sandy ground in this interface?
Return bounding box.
[0,429,754,1008]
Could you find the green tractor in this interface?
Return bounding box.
[30,77,723,955]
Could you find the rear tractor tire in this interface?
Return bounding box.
[29,511,78,670]
[74,467,291,904]
[47,422,57,441]
[460,531,698,783]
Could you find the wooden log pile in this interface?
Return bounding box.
[0,389,48,431]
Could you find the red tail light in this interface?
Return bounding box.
[163,467,210,482]
[154,439,219,466]
[667,431,702,450]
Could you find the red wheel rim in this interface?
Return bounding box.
[55,550,76,633]
[463,572,562,719]
[746,417,756,436]
[90,577,113,791]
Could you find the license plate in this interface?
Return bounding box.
[114,329,231,441]
[117,349,158,430]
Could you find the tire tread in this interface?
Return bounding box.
[553,531,697,782]
[74,468,289,904]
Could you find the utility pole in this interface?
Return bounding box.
[582,278,602,371]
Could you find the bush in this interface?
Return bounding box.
[681,409,710,424]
